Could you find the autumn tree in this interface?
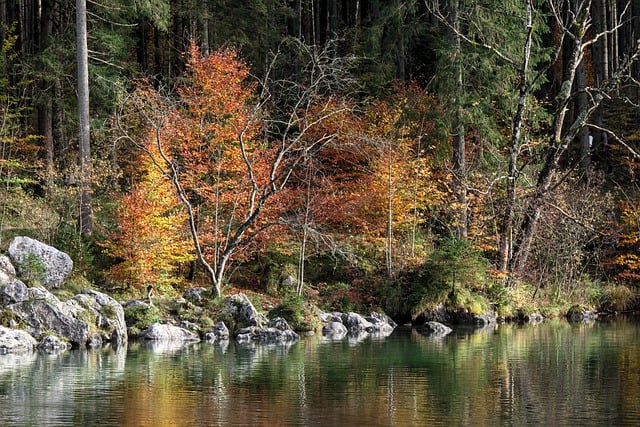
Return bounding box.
[102,145,194,295]
[117,40,355,297]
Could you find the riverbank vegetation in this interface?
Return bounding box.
[1,1,640,327]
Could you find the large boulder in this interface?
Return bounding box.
[7,236,73,289]
[345,312,374,333]
[322,321,348,339]
[5,285,90,346]
[0,326,37,354]
[70,289,128,346]
[139,323,200,341]
[223,293,267,328]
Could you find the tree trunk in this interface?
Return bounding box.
[498,0,533,272]
[76,0,92,236]
[576,58,591,171]
[509,3,587,274]
[447,0,467,239]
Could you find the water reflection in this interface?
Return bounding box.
[0,318,639,426]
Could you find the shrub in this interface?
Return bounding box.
[124,304,161,336]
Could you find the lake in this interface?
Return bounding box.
[1,316,639,426]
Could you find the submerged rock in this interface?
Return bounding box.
[0,326,37,354]
[7,236,73,289]
[204,321,230,342]
[418,321,452,338]
[37,335,70,354]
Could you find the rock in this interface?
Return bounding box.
[37,335,70,354]
[524,312,544,325]
[345,312,374,333]
[183,287,208,304]
[318,311,343,323]
[322,321,348,339]
[418,321,452,338]
[416,303,450,323]
[7,236,73,289]
[71,289,128,346]
[223,293,267,328]
[139,323,200,341]
[0,326,37,354]
[234,317,299,345]
[122,299,150,310]
[87,333,103,349]
[567,306,597,322]
[179,320,199,332]
[0,278,29,305]
[365,312,397,335]
[235,325,299,345]
[0,255,16,285]
[281,275,297,289]
[6,286,90,346]
[204,321,230,341]
[452,310,497,327]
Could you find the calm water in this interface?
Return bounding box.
[1,317,639,426]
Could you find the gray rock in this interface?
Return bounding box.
[71,289,128,346]
[567,309,597,323]
[419,321,452,337]
[318,311,343,323]
[87,333,103,349]
[322,321,348,339]
[281,275,297,289]
[179,320,199,331]
[183,287,208,303]
[452,310,497,327]
[0,326,37,354]
[235,325,299,345]
[204,321,230,341]
[345,312,374,333]
[0,279,29,306]
[37,335,70,353]
[8,236,73,289]
[365,312,397,335]
[524,312,544,324]
[224,293,267,327]
[0,255,16,285]
[268,316,293,331]
[122,299,150,310]
[417,303,450,323]
[7,286,90,346]
[139,323,200,341]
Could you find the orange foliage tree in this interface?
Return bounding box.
[102,144,194,295]
[291,85,442,278]
[117,41,355,297]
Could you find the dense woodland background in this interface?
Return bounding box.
[2,0,640,320]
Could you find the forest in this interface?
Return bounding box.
[1,0,640,324]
